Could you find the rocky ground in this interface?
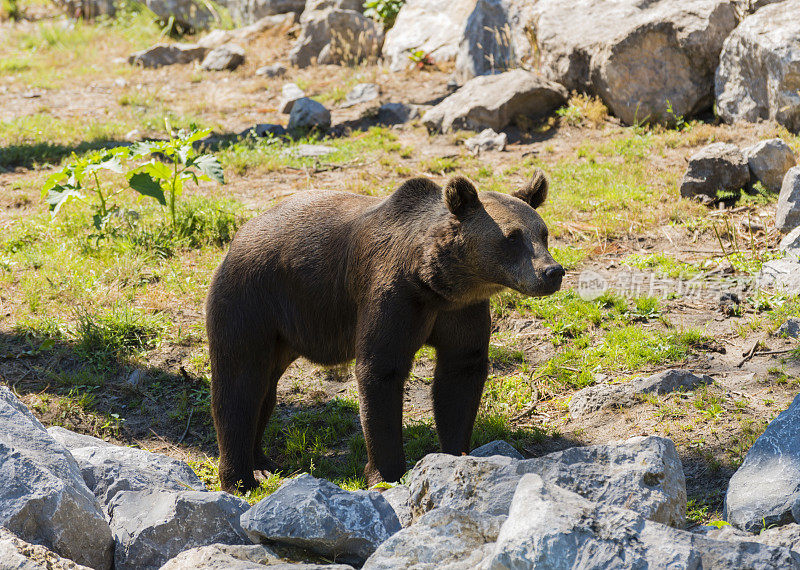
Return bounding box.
[2,0,800,567]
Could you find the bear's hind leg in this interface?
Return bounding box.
[253,344,296,480]
[211,345,275,494]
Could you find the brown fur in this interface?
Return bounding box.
[206,171,563,492]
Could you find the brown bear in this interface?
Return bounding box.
[206,170,564,492]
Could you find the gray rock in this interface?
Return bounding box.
[382,0,476,71]
[377,102,421,125]
[486,473,800,569]
[201,44,246,71]
[716,0,800,132]
[240,474,401,565]
[0,527,92,570]
[278,83,305,114]
[758,258,800,294]
[781,226,800,261]
[381,485,413,528]
[287,98,331,131]
[408,436,686,528]
[680,142,750,200]
[520,0,740,125]
[0,387,113,570]
[69,445,205,505]
[224,0,304,26]
[777,318,800,339]
[289,9,384,68]
[108,489,249,570]
[464,128,507,154]
[128,43,206,68]
[341,83,379,108]
[777,167,800,232]
[422,69,567,133]
[726,391,800,532]
[255,63,287,77]
[46,426,114,450]
[145,0,213,31]
[161,542,356,569]
[470,440,522,459]
[743,139,797,193]
[697,522,800,553]
[284,144,335,157]
[569,369,714,418]
[363,508,504,570]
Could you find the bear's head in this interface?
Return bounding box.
[443,169,564,300]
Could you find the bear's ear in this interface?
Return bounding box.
[444,176,480,216]
[513,169,548,209]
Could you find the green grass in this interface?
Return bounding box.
[623,253,700,279]
[219,126,402,177]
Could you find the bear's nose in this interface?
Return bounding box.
[544,264,565,280]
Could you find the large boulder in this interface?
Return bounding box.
[715,0,800,131]
[222,0,304,26]
[726,392,800,532]
[407,436,686,528]
[485,474,800,569]
[108,489,249,570]
[777,167,800,233]
[679,142,750,200]
[569,369,713,418]
[240,474,401,565]
[288,8,384,67]
[422,69,567,133]
[362,508,504,569]
[455,0,739,124]
[145,0,214,31]
[743,139,797,193]
[0,527,92,570]
[382,0,477,71]
[69,445,205,506]
[161,543,355,569]
[0,388,113,570]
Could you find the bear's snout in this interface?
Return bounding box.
[544,264,565,280]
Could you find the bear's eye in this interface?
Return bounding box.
[506,229,523,244]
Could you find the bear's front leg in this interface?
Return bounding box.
[429,302,491,455]
[355,298,435,485]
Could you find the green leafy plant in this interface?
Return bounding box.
[44,148,128,230]
[128,127,225,228]
[363,0,404,29]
